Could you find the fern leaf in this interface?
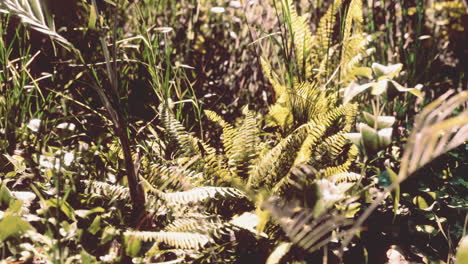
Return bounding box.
[249,121,327,189]
[323,144,359,177]
[315,0,343,61]
[205,108,260,178]
[143,163,200,191]
[84,180,131,202]
[125,231,212,250]
[205,110,238,156]
[261,57,286,99]
[159,105,216,158]
[285,0,314,76]
[264,196,352,253]
[150,186,246,205]
[164,217,224,233]
[329,172,362,183]
[340,0,368,85]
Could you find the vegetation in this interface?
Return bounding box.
[0,0,467,263]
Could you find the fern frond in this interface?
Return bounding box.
[143,163,200,191]
[232,107,260,177]
[291,82,328,122]
[125,231,212,250]
[261,57,286,99]
[205,108,260,178]
[164,217,224,233]
[84,180,168,214]
[329,172,362,183]
[249,121,327,189]
[292,124,328,166]
[150,186,246,205]
[84,180,131,202]
[285,0,314,76]
[159,105,216,158]
[205,110,238,155]
[315,132,349,160]
[264,196,352,253]
[315,0,343,60]
[323,144,359,177]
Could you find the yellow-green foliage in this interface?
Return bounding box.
[424,1,467,39]
[340,0,373,84]
[156,101,358,195]
[257,0,364,197]
[263,0,370,135]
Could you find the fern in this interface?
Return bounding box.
[84,180,131,202]
[329,172,362,183]
[264,196,352,253]
[143,163,200,191]
[284,0,314,77]
[159,105,216,159]
[340,0,370,84]
[149,186,247,205]
[164,217,224,233]
[248,121,327,189]
[205,107,260,178]
[125,231,212,250]
[315,0,343,62]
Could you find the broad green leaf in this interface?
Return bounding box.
[371,79,388,95]
[0,183,14,207]
[0,216,33,241]
[80,249,97,264]
[342,82,373,104]
[8,199,23,214]
[387,167,400,218]
[75,207,105,218]
[412,195,435,211]
[353,67,373,79]
[372,63,402,79]
[389,80,422,98]
[88,215,101,235]
[42,199,76,221]
[101,226,118,245]
[345,202,361,218]
[456,236,468,264]
[344,133,362,148]
[125,236,141,257]
[362,112,395,129]
[3,154,26,174]
[359,123,379,153]
[377,128,393,147]
[0,202,34,242]
[87,4,97,30]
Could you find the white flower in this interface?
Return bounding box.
[39,155,58,170]
[27,118,41,132]
[56,122,76,131]
[63,152,74,166]
[230,1,242,8]
[210,7,225,13]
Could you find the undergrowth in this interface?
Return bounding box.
[0,0,467,263]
